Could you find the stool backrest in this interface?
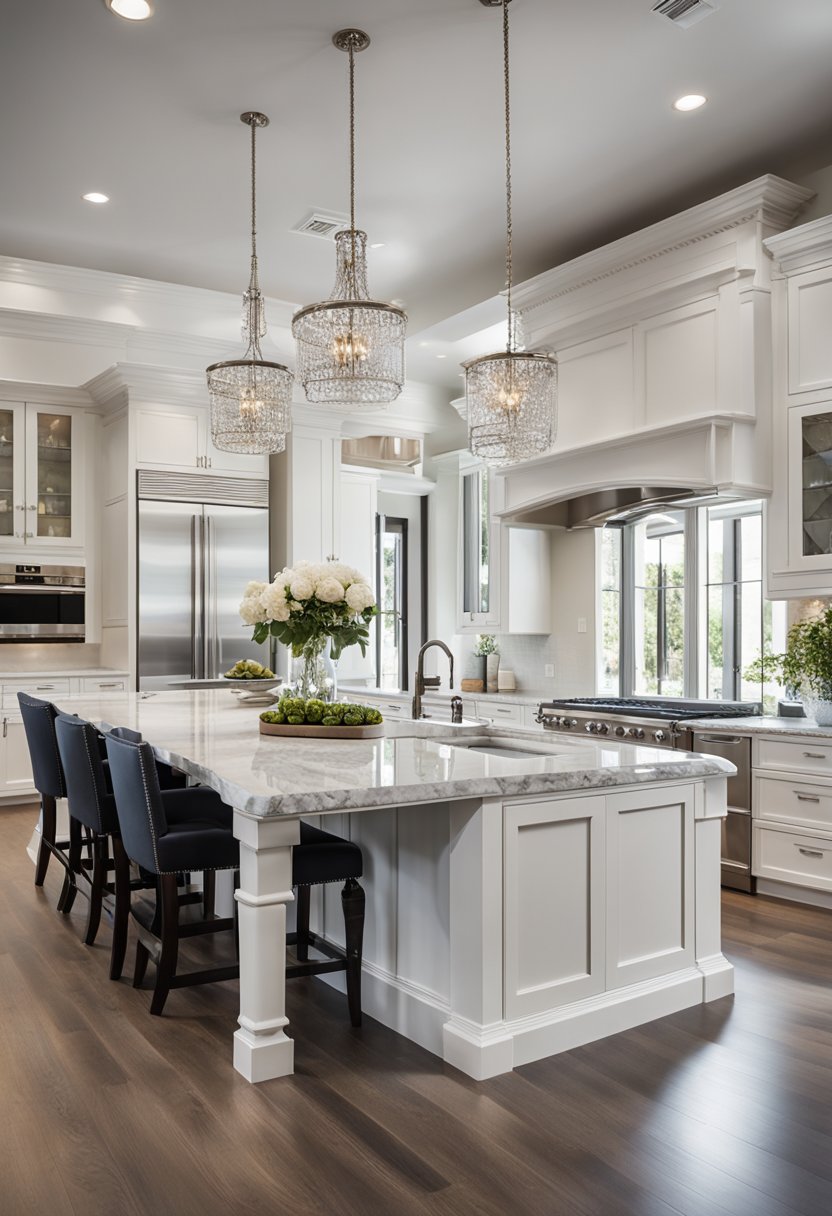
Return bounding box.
[18,693,66,800]
[54,713,113,834]
[104,733,168,875]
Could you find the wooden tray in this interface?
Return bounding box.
[259,720,385,739]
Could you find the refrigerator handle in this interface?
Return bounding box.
[205,514,220,679]
[191,514,204,680]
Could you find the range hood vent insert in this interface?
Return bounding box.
[508,486,723,529]
[341,435,421,471]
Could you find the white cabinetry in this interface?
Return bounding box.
[0,402,84,549]
[0,715,34,798]
[751,730,832,903]
[338,470,378,684]
[765,216,832,597]
[133,405,269,478]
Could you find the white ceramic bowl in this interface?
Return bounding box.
[222,676,282,691]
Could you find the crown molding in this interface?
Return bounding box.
[512,175,814,321]
[0,379,94,407]
[0,254,298,330]
[764,213,832,274]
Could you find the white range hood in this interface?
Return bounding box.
[477,175,814,527]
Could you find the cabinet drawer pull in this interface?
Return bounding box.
[98,682,121,689]
[803,752,827,760]
[36,685,56,691]
[385,704,402,711]
[495,707,513,714]
[2,718,6,739]
[797,846,824,859]
[699,735,743,744]
[795,792,821,802]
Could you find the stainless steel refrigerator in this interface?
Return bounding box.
[137,475,269,691]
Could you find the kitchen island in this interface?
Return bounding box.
[46,690,735,1083]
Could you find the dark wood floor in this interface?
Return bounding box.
[2,805,832,1216]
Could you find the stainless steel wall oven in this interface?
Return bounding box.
[0,564,85,641]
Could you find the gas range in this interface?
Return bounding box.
[536,696,762,747]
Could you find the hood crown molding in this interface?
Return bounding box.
[512,175,813,323]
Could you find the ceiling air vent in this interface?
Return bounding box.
[651,0,718,28]
[292,210,348,240]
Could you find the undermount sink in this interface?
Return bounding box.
[447,737,574,759]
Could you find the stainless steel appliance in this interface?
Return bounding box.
[0,563,85,641]
[137,473,269,691]
[536,696,760,892]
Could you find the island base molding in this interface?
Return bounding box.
[755,878,832,911]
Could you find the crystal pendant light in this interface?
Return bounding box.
[206,112,293,455]
[463,1,557,466]
[292,30,407,408]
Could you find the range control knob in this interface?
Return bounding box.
[585,721,598,733]
[596,722,609,735]
[631,727,645,740]
[653,729,668,744]
[614,725,626,738]
[568,718,578,728]
[557,716,571,728]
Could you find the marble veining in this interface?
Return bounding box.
[687,715,832,738]
[53,690,734,819]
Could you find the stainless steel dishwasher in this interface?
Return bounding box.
[688,730,753,893]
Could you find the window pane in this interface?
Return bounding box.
[599,529,621,695]
[635,586,659,695]
[663,585,685,696]
[738,580,762,703]
[462,470,490,615]
[632,512,685,697]
[740,513,762,582]
[706,584,725,699]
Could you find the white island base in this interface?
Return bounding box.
[263,775,733,1081]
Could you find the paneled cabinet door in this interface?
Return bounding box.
[0,717,35,796]
[134,407,204,470]
[605,784,694,989]
[503,795,606,1020]
[25,404,82,548]
[0,401,26,545]
[787,401,832,572]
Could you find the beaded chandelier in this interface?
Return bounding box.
[207,112,293,455]
[463,0,557,466]
[292,30,406,408]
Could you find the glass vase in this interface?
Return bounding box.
[293,637,337,702]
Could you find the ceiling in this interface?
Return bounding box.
[2,0,832,391]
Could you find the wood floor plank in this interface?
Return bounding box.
[2,806,832,1216]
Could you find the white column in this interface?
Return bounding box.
[233,810,300,1083]
[694,777,735,1001]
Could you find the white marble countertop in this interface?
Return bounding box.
[52,689,734,819]
[687,714,832,738]
[341,683,551,708]
[0,667,129,680]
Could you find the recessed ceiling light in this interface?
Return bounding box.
[104,0,154,20]
[370,242,385,249]
[82,192,110,204]
[436,354,447,359]
[673,94,707,112]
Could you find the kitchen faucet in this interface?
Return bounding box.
[412,639,454,719]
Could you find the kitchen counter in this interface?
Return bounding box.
[0,666,129,679]
[51,690,733,818]
[687,714,832,738]
[43,688,733,1086]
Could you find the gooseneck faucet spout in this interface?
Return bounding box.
[411,639,454,720]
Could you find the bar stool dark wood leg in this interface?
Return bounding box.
[110,835,131,981]
[150,874,180,1016]
[133,935,151,989]
[84,834,108,945]
[202,870,215,919]
[59,817,83,915]
[34,794,56,887]
[341,878,365,1028]
[296,884,311,961]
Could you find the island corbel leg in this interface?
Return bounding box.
[233,811,300,1082]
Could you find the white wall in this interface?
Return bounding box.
[549,528,598,697]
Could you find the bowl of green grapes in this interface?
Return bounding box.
[222,659,282,690]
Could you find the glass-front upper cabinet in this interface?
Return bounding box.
[788,402,832,569]
[0,403,81,549]
[459,464,501,629]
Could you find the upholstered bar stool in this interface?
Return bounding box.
[18,692,73,894]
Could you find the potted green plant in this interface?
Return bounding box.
[746,606,832,724]
[473,634,500,693]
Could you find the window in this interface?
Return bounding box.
[462,467,490,615]
[376,516,408,690]
[607,500,786,704]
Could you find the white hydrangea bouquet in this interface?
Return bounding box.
[240,560,377,699]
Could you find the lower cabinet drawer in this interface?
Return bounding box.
[2,678,72,708]
[752,822,832,892]
[81,677,127,693]
[754,736,832,777]
[474,700,523,725]
[754,773,832,832]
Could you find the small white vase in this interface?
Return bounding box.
[801,696,832,725]
[486,652,500,694]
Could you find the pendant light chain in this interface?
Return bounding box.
[503,0,514,354]
[349,36,358,299]
[249,115,259,295]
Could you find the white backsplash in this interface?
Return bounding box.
[0,642,102,672]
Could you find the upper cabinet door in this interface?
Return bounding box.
[457,465,501,632]
[0,402,26,545]
[25,405,82,548]
[205,429,269,478]
[787,401,832,572]
[134,406,204,470]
